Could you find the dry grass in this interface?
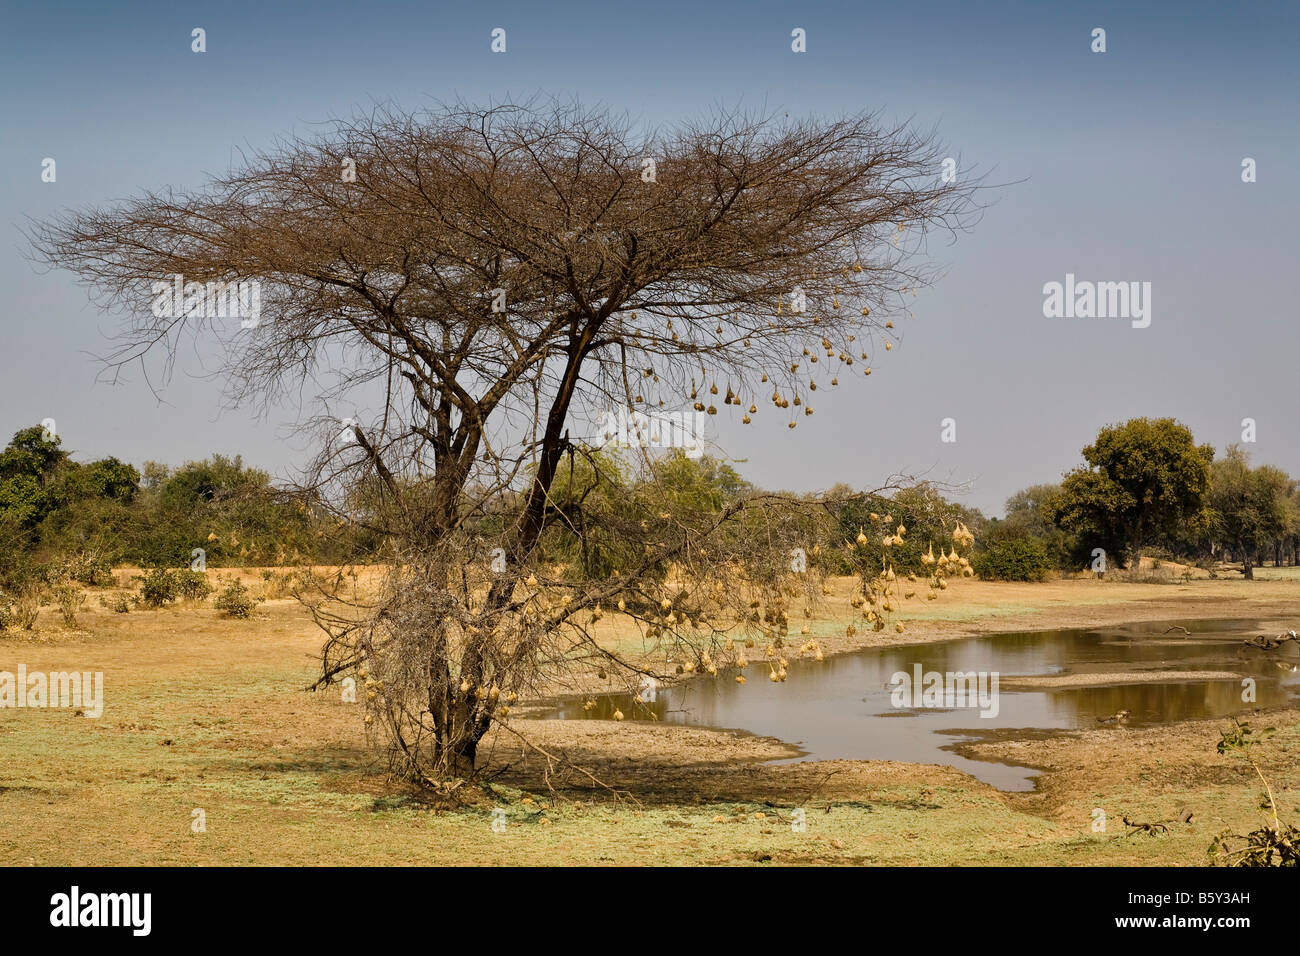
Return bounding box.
[1,570,1297,865]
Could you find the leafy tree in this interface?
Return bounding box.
[0,426,69,529]
[1287,484,1300,567]
[1002,482,1075,569]
[1209,446,1290,579]
[1268,476,1300,568]
[534,447,646,580]
[0,429,142,577]
[59,457,139,503]
[0,425,67,481]
[1050,418,1213,570]
[131,455,322,567]
[1004,483,1060,537]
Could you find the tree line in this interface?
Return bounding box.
[3,415,1284,593]
[996,418,1296,580]
[0,424,368,588]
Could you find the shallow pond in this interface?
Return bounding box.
[547,619,1300,790]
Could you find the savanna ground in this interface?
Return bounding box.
[2,566,1298,866]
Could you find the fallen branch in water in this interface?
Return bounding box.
[1242,630,1298,651]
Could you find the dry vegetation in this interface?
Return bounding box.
[2,569,1298,865]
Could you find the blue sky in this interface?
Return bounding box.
[3,0,1298,514]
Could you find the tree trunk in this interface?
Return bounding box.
[1242,545,1254,580]
[430,709,483,779]
[1128,517,1143,570]
[451,739,477,778]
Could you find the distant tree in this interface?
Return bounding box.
[139,461,171,491]
[60,457,139,504]
[132,455,325,567]
[533,447,643,580]
[0,428,145,577]
[158,455,265,510]
[656,452,752,510]
[1002,482,1075,569]
[1273,477,1299,568]
[1004,483,1060,537]
[1050,418,1213,570]
[0,426,69,528]
[1288,484,1300,567]
[0,511,32,584]
[1209,447,1290,580]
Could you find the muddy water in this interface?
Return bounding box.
[547,619,1300,791]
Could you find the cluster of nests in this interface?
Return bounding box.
[629,272,918,429]
[841,519,977,637]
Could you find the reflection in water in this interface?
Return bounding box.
[546,619,1300,791]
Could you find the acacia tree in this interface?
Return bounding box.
[33,100,978,783]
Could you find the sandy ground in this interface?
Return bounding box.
[1,568,1297,865]
[999,670,1244,689]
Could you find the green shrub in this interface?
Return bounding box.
[176,570,214,602]
[136,568,180,607]
[214,579,260,619]
[135,568,214,607]
[973,530,1052,582]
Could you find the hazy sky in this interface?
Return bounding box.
[3,0,1297,516]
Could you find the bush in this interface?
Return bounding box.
[973,529,1052,582]
[214,579,260,619]
[1111,565,1179,585]
[53,584,85,627]
[258,569,300,600]
[176,570,214,602]
[98,593,130,614]
[62,551,115,587]
[135,568,214,607]
[0,586,41,630]
[136,568,181,607]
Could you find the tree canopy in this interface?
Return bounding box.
[1051,418,1214,570]
[32,99,982,781]
[1209,446,1291,579]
